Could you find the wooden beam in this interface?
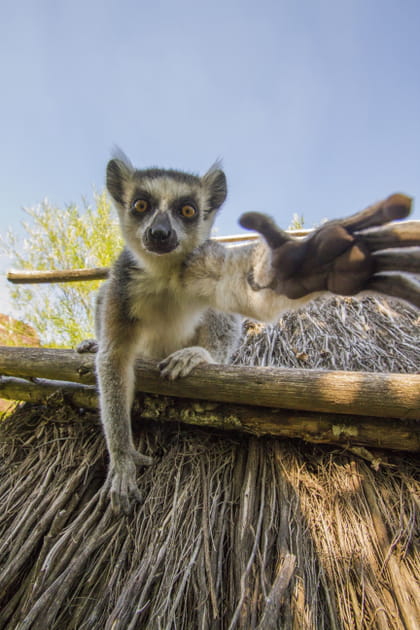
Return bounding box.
[0,375,418,451]
[0,375,98,410]
[0,346,419,420]
[6,267,109,284]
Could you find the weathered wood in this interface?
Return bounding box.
[0,346,419,420]
[6,267,109,284]
[138,392,420,451]
[213,230,310,240]
[0,376,98,410]
[0,347,96,384]
[1,375,419,451]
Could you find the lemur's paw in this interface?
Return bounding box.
[159,346,214,380]
[240,193,420,308]
[103,452,151,515]
[76,339,99,353]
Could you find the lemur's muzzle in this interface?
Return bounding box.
[144,212,179,254]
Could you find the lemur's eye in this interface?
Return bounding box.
[180,204,197,219]
[133,199,149,213]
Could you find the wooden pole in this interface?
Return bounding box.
[6,267,109,284]
[0,375,418,451]
[0,375,98,410]
[0,346,419,420]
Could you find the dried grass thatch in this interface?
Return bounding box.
[234,296,419,373]
[0,296,419,630]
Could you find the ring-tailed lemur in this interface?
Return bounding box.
[85,152,418,513]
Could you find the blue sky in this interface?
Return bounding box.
[1,0,420,314]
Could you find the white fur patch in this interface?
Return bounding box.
[127,270,207,359]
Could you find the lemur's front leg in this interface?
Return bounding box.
[96,333,153,514]
[240,194,420,308]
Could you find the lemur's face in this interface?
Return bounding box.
[126,175,207,256]
[106,157,227,260]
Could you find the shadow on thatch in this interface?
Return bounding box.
[0,297,419,629]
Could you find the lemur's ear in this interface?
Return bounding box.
[202,163,227,211]
[106,156,133,206]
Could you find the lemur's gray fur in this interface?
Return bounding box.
[86,153,419,514]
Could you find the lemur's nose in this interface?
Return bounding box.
[149,213,172,242]
[150,225,171,241]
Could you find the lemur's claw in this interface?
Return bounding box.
[103,451,152,515]
[131,450,153,467]
[76,339,99,353]
[159,347,214,380]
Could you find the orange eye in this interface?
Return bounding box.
[133,199,149,212]
[180,204,196,218]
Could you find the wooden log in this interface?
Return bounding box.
[0,347,96,384]
[0,346,419,420]
[0,376,98,410]
[6,268,109,284]
[137,392,420,452]
[1,375,418,451]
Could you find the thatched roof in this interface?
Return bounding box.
[234,295,419,373]
[0,296,419,629]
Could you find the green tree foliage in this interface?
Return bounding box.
[1,193,122,348]
[288,213,305,230]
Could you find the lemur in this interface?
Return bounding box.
[84,152,419,514]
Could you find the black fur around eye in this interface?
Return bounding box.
[180,204,197,219]
[133,199,150,213]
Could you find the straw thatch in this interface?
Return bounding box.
[0,296,419,630]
